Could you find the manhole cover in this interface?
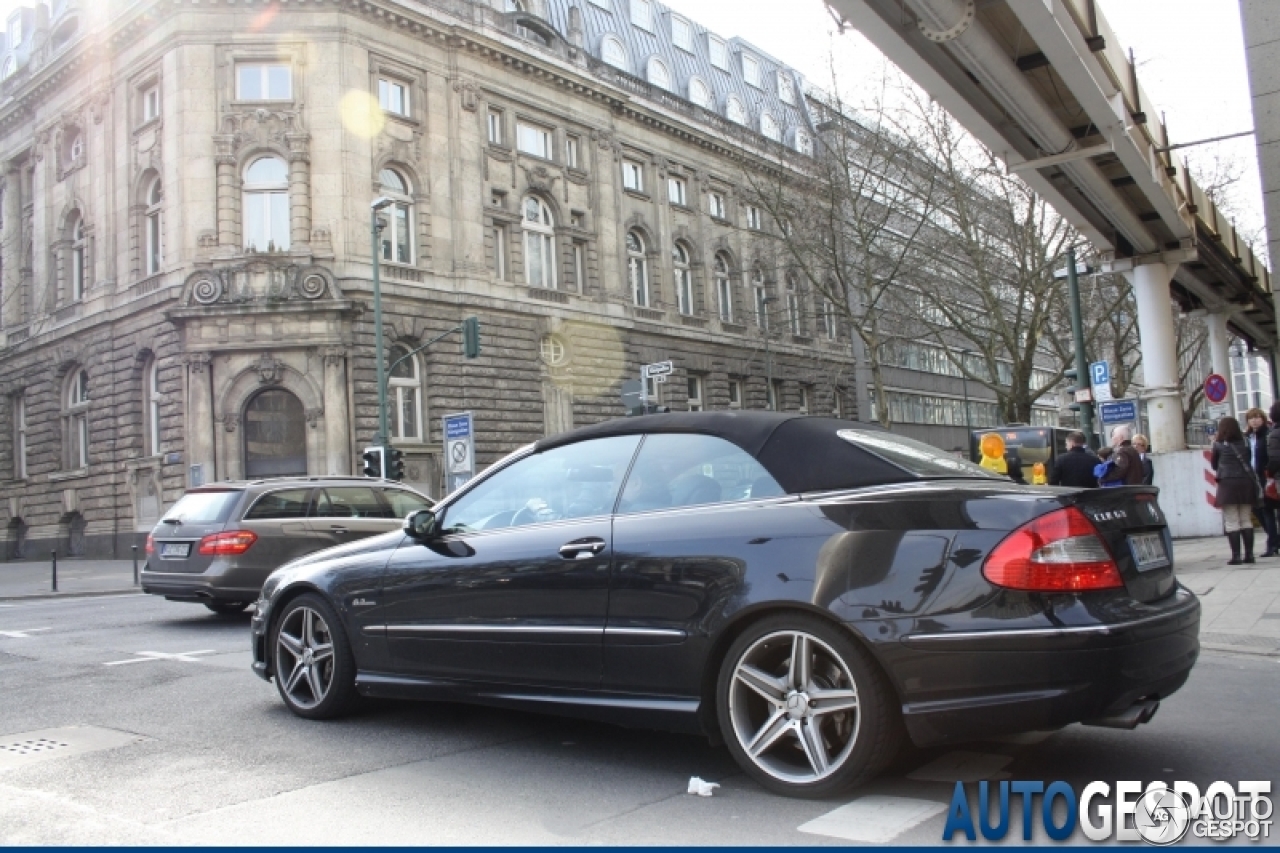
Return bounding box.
[1201,632,1280,652]
[0,726,145,771]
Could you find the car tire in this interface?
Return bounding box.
[270,593,358,720]
[716,613,902,798]
[204,602,250,615]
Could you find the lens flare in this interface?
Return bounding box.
[340,90,385,139]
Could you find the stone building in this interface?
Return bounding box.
[0,0,902,559]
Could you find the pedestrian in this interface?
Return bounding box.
[1094,447,1121,487]
[1098,425,1145,486]
[1050,431,1101,488]
[1004,449,1026,485]
[1132,434,1155,486]
[1245,407,1279,557]
[1211,416,1262,565]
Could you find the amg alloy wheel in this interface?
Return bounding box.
[717,614,901,797]
[271,594,357,719]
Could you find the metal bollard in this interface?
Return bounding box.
[51,550,57,592]
[132,544,139,586]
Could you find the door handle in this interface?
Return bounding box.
[330,526,348,534]
[559,538,606,559]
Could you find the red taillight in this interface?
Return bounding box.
[983,507,1123,592]
[197,530,258,556]
[145,534,155,555]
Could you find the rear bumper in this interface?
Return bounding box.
[139,569,260,603]
[890,587,1200,746]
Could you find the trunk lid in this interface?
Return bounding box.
[147,488,243,574]
[1061,486,1174,602]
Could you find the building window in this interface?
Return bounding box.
[70,214,86,301]
[145,176,163,275]
[709,191,726,219]
[378,78,409,117]
[622,159,644,192]
[798,386,810,415]
[833,389,844,418]
[516,121,552,159]
[8,14,22,47]
[631,0,652,31]
[13,393,26,479]
[237,62,291,100]
[573,242,586,290]
[671,15,693,51]
[146,359,161,456]
[689,77,713,109]
[242,156,290,251]
[644,376,662,404]
[68,132,84,163]
[540,334,567,365]
[493,225,508,279]
[753,269,768,330]
[687,376,703,412]
[522,196,556,289]
[778,71,795,104]
[745,204,762,230]
[728,379,743,409]
[627,230,649,307]
[647,56,671,91]
[141,84,161,122]
[66,369,89,469]
[795,130,812,156]
[378,168,414,265]
[487,108,505,145]
[602,34,629,70]
[786,278,801,335]
[761,113,781,142]
[714,253,733,322]
[820,299,836,340]
[709,34,728,70]
[673,242,693,315]
[726,96,747,125]
[667,176,687,206]
[565,134,580,168]
[767,379,782,411]
[388,345,423,441]
[742,53,761,88]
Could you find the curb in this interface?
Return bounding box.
[1201,642,1280,658]
[0,588,144,603]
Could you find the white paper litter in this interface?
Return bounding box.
[687,776,720,797]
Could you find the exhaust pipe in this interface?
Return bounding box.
[1083,699,1160,730]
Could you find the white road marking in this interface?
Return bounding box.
[0,627,51,638]
[103,650,217,667]
[906,750,1013,783]
[798,795,948,843]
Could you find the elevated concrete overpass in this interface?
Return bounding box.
[827,0,1274,452]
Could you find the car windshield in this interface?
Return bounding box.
[836,429,1004,479]
[161,489,241,523]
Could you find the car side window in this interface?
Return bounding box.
[617,434,784,514]
[442,435,642,533]
[317,487,395,519]
[243,488,313,521]
[382,488,432,518]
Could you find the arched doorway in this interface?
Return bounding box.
[243,389,308,478]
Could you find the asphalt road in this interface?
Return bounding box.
[0,593,1276,845]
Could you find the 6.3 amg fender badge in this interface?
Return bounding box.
[352,598,376,607]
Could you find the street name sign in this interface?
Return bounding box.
[442,411,475,493]
[1097,399,1138,424]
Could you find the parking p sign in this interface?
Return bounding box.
[1089,361,1113,402]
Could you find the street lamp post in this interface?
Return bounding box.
[1064,246,1097,446]
[762,295,778,410]
[370,197,394,447]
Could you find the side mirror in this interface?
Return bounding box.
[404,508,438,541]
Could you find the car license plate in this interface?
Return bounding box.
[160,543,190,558]
[1128,532,1169,572]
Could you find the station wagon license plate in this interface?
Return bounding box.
[160,543,190,558]
[1128,532,1169,572]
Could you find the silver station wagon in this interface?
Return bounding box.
[141,477,434,614]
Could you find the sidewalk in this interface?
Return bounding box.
[0,559,140,600]
[0,542,1276,655]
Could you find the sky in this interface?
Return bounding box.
[2,0,1264,246]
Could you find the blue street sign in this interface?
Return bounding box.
[1098,399,1138,424]
[1090,361,1110,387]
[442,412,475,492]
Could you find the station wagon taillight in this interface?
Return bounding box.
[145,534,154,556]
[982,507,1123,592]
[197,530,258,556]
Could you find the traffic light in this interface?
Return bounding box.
[462,316,481,359]
[386,447,405,481]
[1064,368,1083,412]
[361,446,385,478]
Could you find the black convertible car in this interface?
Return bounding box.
[251,412,1199,797]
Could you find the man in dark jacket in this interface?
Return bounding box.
[1100,425,1145,486]
[1050,431,1100,488]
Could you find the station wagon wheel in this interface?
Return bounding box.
[717,614,901,798]
[271,593,358,719]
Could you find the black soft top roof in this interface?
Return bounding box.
[536,412,913,493]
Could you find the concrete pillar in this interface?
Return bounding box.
[185,353,216,485]
[1,163,22,328]
[1125,261,1186,451]
[215,153,237,248]
[286,133,310,251]
[323,350,351,475]
[1203,309,1235,401]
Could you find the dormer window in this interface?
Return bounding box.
[8,14,22,48]
[647,56,672,91]
[671,15,693,52]
[761,113,780,142]
[742,53,761,88]
[778,71,795,104]
[689,77,712,109]
[726,96,746,125]
[601,34,629,71]
[631,0,653,32]
[708,35,728,71]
